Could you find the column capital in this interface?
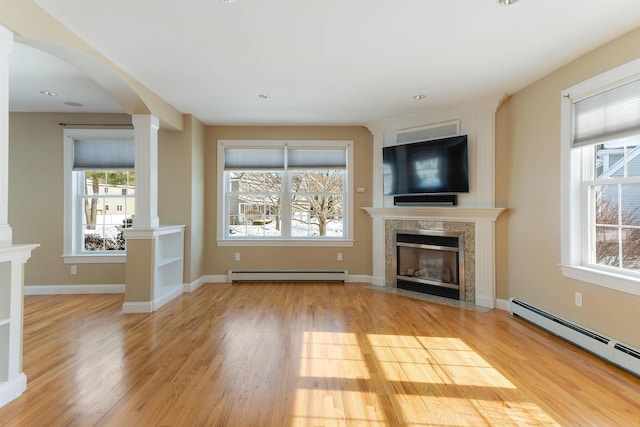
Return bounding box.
[132,114,159,130]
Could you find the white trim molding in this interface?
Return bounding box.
[122,301,153,314]
[24,284,124,295]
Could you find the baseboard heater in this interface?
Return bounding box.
[228,269,348,282]
[509,298,640,377]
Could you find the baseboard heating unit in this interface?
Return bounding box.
[228,269,347,282]
[509,298,640,377]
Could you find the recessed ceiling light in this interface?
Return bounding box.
[259,94,271,99]
[40,90,57,97]
[498,0,519,5]
[64,101,84,107]
[222,0,236,3]
[413,94,427,100]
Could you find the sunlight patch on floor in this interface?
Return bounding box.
[291,331,560,426]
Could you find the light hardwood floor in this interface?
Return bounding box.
[1,283,639,426]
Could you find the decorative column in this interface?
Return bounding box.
[0,26,13,245]
[124,114,186,313]
[0,24,39,409]
[131,114,160,229]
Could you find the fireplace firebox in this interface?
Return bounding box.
[392,229,465,300]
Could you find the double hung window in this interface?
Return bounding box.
[63,129,135,262]
[218,140,353,245]
[561,59,640,295]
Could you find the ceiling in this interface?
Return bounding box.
[9,0,640,126]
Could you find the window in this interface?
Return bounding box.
[217,140,353,246]
[561,58,640,295]
[63,129,135,263]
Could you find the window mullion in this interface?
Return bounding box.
[617,184,623,269]
[74,172,86,254]
[281,167,292,238]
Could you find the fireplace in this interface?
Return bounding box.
[393,229,465,301]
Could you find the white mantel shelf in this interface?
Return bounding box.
[362,207,505,221]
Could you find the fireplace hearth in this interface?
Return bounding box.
[393,229,465,300]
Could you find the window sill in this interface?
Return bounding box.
[217,239,354,247]
[560,264,640,297]
[62,254,126,264]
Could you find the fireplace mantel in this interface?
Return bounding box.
[363,206,505,308]
[362,207,504,221]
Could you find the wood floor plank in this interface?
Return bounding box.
[0,283,639,426]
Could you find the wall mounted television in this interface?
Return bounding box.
[383,135,469,196]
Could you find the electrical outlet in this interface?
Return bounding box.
[337,252,343,261]
[575,292,582,307]
[70,265,77,275]
[235,252,241,261]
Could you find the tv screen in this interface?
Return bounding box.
[383,135,469,195]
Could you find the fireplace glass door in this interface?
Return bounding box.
[394,230,464,300]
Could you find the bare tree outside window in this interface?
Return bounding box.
[291,170,343,237]
[594,195,640,270]
[227,169,345,238]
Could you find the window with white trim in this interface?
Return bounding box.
[63,129,135,262]
[217,140,353,245]
[561,58,640,295]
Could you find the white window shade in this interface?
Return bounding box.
[73,139,135,170]
[224,148,285,170]
[287,148,347,169]
[573,79,640,147]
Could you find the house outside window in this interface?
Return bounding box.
[217,140,354,246]
[561,58,640,296]
[63,129,135,263]
[81,172,134,251]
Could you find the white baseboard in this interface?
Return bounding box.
[154,285,183,311]
[184,277,204,292]
[184,275,227,291]
[203,274,230,284]
[122,301,153,313]
[346,274,372,283]
[24,284,125,295]
[0,373,27,408]
[495,298,510,311]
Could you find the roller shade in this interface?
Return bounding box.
[287,148,347,169]
[573,79,640,147]
[73,139,135,170]
[224,148,285,170]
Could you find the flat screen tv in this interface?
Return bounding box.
[383,135,469,196]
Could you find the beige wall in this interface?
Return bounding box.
[204,126,373,276]
[10,115,371,287]
[9,113,131,286]
[158,115,206,284]
[500,27,640,347]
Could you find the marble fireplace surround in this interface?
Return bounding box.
[389,220,474,301]
[363,207,505,308]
